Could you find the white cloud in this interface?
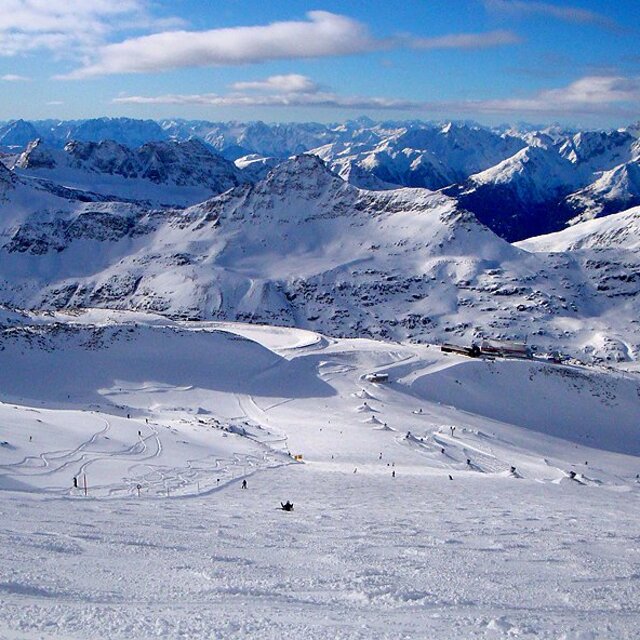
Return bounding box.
[231,74,319,94]
[113,91,418,110]
[0,0,184,57]
[484,1,619,30]
[113,74,416,109]
[1,73,30,81]
[409,29,521,50]
[58,10,521,80]
[112,74,640,118]
[61,11,380,79]
[454,75,640,115]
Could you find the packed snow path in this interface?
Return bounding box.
[1,467,639,639]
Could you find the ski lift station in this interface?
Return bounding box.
[364,372,390,383]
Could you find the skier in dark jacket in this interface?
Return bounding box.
[281,501,294,511]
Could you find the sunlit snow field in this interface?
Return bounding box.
[0,311,639,639]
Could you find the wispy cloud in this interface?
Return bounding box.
[457,75,640,115]
[0,0,184,57]
[231,74,320,94]
[112,73,640,118]
[58,11,520,79]
[1,73,30,81]
[114,74,418,109]
[485,0,620,30]
[409,29,521,49]
[113,92,417,111]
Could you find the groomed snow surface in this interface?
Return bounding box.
[1,311,639,639]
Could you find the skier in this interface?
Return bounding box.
[392,470,396,478]
[241,479,247,489]
[281,501,294,511]
[73,476,78,489]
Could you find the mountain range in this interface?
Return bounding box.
[2,117,639,240]
[1,140,639,365]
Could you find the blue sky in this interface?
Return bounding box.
[0,0,638,126]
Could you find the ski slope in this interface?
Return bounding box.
[0,311,639,638]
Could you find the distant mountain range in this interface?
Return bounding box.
[1,116,639,240]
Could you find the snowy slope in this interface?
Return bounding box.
[2,310,638,488]
[233,153,282,181]
[0,312,639,638]
[516,207,640,363]
[518,205,640,252]
[565,160,640,222]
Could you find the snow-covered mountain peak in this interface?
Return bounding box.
[64,138,128,158]
[469,144,570,191]
[267,152,328,175]
[559,130,635,169]
[71,117,168,148]
[0,119,40,149]
[564,160,640,222]
[12,137,246,207]
[256,153,344,195]
[14,138,58,170]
